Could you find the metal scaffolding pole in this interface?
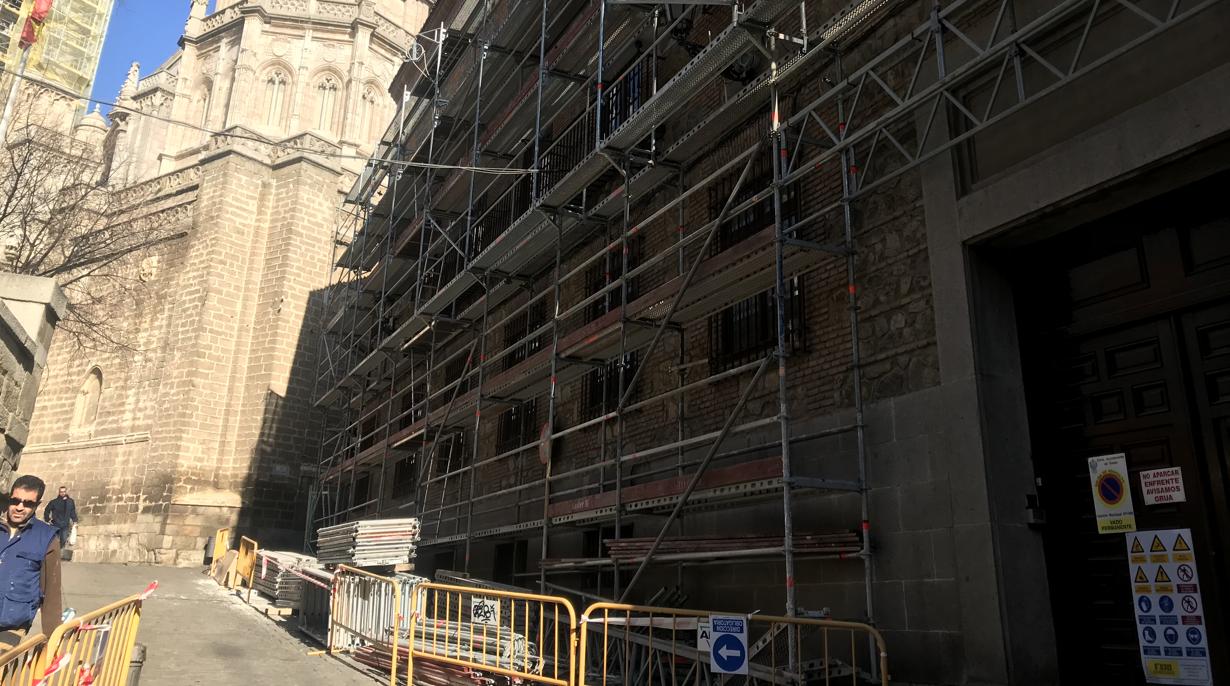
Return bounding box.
[768,33,800,671]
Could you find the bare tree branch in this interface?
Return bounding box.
[1,92,186,352]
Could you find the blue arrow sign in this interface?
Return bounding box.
[708,615,748,675]
[712,635,746,673]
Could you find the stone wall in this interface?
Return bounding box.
[0,275,66,487]
[22,139,346,565]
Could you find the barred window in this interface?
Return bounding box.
[496,399,539,455]
[393,457,414,496]
[433,432,468,477]
[706,157,806,373]
[504,299,549,371]
[584,234,645,322]
[581,352,640,421]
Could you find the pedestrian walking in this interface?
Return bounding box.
[0,475,63,650]
[43,486,78,549]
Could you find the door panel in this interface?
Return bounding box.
[1016,173,1230,684]
[1035,318,1211,683]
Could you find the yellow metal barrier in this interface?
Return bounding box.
[408,581,578,686]
[235,536,258,591]
[208,527,231,576]
[38,594,143,686]
[330,565,401,686]
[0,633,46,686]
[578,603,889,686]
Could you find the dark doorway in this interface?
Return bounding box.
[1015,172,1230,685]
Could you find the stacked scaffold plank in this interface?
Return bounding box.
[316,518,421,567]
[253,550,319,607]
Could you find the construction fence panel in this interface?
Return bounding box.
[578,603,889,686]
[236,536,258,589]
[39,594,143,686]
[0,633,45,686]
[330,565,402,686]
[408,582,578,686]
[209,527,231,576]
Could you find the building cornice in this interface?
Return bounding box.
[185,1,412,52]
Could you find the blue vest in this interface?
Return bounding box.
[0,518,56,629]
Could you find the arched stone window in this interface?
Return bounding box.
[264,68,290,129]
[70,367,103,436]
[195,79,213,138]
[316,74,340,134]
[359,85,381,142]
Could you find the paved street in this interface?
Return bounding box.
[44,563,377,684]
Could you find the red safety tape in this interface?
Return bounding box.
[33,653,71,686]
[786,576,796,589]
[76,664,95,686]
[139,581,158,600]
[848,284,857,295]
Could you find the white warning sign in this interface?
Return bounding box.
[1126,528,1211,685]
[697,618,711,653]
[1140,467,1186,506]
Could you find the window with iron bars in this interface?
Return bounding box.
[580,352,641,421]
[353,472,371,509]
[706,157,807,373]
[433,431,468,478]
[584,234,645,323]
[392,456,414,497]
[397,383,427,431]
[504,299,549,371]
[496,398,538,455]
[444,353,472,395]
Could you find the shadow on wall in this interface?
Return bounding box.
[231,287,330,555]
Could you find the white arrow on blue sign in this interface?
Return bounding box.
[708,615,749,675]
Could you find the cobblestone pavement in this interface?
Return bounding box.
[44,562,378,685]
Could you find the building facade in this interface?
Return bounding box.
[314,0,1230,684]
[21,0,428,566]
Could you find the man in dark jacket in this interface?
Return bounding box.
[43,486,78,549]
[0,475,63,649]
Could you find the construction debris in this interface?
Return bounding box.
[317,518,421,567]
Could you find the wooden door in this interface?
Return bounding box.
[1015,173,1230,684]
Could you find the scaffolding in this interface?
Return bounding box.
[310,0,1216,656]
[0,0,113,100]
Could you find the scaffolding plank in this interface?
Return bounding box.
[546,456,783,518]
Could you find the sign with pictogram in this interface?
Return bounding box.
[1140,467,1186,505]
[708,615,748,675]
[1089,454,1136,533]
[1125,529,1211,685]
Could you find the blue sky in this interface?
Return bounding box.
[90,0,189,111]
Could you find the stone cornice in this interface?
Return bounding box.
[188,1,412,51]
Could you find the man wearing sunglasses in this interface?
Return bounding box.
[0,475,62,650]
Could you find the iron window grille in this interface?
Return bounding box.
[504,299,549,371]
[581,352,641,421]
[584,234,645,323]
[706,156,807,373]
[496,398,539,455]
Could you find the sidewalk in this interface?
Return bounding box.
[49,563,377,684]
